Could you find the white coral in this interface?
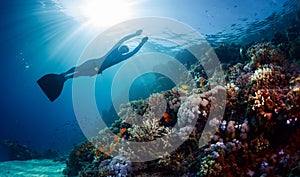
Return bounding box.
[148,93,167,121]
[128,119,169,142]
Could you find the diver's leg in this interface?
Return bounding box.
[64,74,74,80]
[61,67,78,80]
[62,67,76,76]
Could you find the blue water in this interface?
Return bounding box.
[0,0,299,161]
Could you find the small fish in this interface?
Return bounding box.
[199,77,206,87]
[239,47,244,58]
[181,84,189,90]
[255,62,261,67]
[163,113,169,117]
[163,113,171,122]
[120,128,127,134]
[109,145,115,152]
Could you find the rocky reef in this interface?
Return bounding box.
[3,140,42,161]
[3,140,60,161]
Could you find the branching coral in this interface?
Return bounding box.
[248,64,293,125]
[225,82,240,120]
[250,64,288,90]
[128,119,170,142]
[115,118,178,162]
[118,100,147,126]
[147,93,167,121]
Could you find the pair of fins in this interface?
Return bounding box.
[37,74,66,102]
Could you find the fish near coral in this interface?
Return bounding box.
[181,84,189,90]
[199,77,206,87]
[102,145,116,157]
[163,113,171,122]
[110,145,115,152]
[120,128,127,135]
[159,112,177,127]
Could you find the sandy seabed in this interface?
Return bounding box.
[0,159,66,177]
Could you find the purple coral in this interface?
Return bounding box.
[109,156,133,177]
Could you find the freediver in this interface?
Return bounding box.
[37,30,148,101]
[63,29,148,79]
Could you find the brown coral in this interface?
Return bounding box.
[247,42,286,69]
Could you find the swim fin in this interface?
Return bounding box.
[37,74,66,102]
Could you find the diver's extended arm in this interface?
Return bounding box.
[120,37,148,59]
[104,30,143,57]
[99,37,148,71]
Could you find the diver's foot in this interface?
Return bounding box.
[64,75,74,80]
[59,73,68,81]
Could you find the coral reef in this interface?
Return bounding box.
[246,42,287,69]
[177,93,203,127]
[108,156,133,177]
[63,142,96,176]
[64,32,299,176]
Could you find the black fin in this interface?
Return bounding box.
[37,74,66,102]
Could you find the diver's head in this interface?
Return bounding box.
[119,45,129,54]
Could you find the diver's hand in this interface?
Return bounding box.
[141,36,148,44]
[135,29,143,36]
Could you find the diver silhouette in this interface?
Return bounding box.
[37,30,148,102]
